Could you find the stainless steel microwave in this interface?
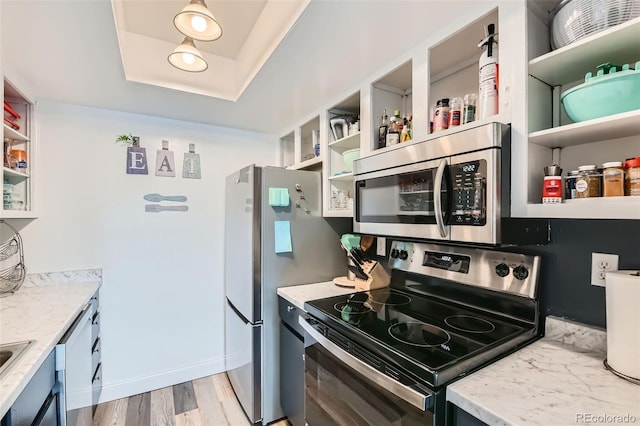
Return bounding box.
[353,122,548,246]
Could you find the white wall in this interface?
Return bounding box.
[13,101,278,401]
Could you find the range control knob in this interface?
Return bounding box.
[513,266,529,280]
[399,250,409,260]
[495,263,510,277]
[390,249,400,259]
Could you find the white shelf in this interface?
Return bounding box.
[526,197,640,219]
[287,156,322,170]
[2,167,29,179]
[324,208,353,217]
[3,123,29,142]
[529,17,640,86]
[529,109,640,148]
[328,172,354,181]
[328,132,360,150]
[1,209,37,219]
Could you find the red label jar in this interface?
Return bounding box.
[542,176,562,204]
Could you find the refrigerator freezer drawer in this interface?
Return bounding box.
[225,300,261,423]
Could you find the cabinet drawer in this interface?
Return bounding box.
[92,363,102,408]
[91,337,101,369]
[278,296,304,336]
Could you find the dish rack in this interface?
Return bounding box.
[550,0,640,49]
[0,221,26,296]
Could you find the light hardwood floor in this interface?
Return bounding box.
[93,373,290,426]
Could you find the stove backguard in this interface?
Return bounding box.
[388,241,541,328]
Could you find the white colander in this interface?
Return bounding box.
[550,0,640,49]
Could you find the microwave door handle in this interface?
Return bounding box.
[434,158,448,238]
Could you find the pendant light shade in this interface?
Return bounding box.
[168,37,208,72]
[174,0,223,42]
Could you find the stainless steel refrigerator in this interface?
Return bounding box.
[224,165,350,425]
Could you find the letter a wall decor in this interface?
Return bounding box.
[155,140,176,177]
[126,136,148,175]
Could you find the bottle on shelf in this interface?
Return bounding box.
[378,109,389,149]
[386,110,401,146]
[401,115,412,142]
[478,23,498,119]
[449,98,462,128]
[462,93,477,124]
[433,99,450,132]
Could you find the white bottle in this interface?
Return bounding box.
[478,23,498,119]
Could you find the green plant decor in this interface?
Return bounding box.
[115,134,139,146]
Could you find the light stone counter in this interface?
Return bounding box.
[277,280,356,311]
[447,316,640,426]
[0,281,100,417]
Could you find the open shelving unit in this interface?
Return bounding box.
[525,14,640,219]
[3,76,36,219]
[324,91,360,217]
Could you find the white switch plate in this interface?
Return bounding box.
[591,252,619,287]
[376,237,386,256]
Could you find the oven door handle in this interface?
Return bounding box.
[299,316,434,412]
[434,157,448,238]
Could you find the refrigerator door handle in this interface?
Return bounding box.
[227,298,261,325]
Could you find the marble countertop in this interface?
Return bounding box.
[0,282,100,417]
[447,317,640,426]
[277,280,356,311]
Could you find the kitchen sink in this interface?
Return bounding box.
[0,341,33,380]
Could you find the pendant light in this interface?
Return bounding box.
[168,37,208,72]
[174,0,223,42]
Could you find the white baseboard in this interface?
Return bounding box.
[98,356,226,403]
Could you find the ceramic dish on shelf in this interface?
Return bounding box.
[341,148,361,172]
[561,61,640,122]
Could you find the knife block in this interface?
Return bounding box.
[354,261,390,291]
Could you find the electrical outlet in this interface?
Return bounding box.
[591,253,619,286]
[376,237,386,257]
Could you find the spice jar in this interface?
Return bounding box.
[602,161,625,197]
[564,170,579,200]
[575,165,601,198]
[625,157,640,196]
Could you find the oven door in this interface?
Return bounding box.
[354,157,452,241]
[299,317,441,425]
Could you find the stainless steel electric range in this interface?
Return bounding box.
[300,240,541,425]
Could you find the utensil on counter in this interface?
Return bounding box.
[348,264,368,281]
[143,193,188,202]
[144,204,189,213]
[360,235,374,252]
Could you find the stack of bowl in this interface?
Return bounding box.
[3,184,24,210]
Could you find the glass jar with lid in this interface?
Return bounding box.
[625,157,640,196]
[564,170,579,200]
[602,161,624,197]
[575,165,601,198]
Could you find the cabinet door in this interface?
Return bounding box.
[33,392,59,426]
[5,350,56,426]
[279,322,304,426]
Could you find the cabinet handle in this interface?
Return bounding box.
[287,305,295,312]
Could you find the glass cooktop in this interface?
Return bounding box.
[304,287,535,387]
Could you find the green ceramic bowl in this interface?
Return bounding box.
[561,61,640,122]
[342,148,361,172]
